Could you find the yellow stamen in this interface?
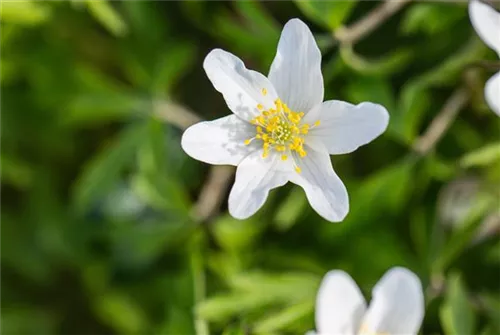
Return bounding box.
[295,166,301,173]
[246,96,320,167]
[314,120,321,127]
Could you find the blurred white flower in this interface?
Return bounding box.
[182,18,389,222]
[469,0,500,116]
[307,267,424,335]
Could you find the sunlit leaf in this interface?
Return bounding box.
[439,273,476,335]
[294,0,357,30]
[460,142,500,168]
[85,0,127,37]
[401,3,466,35]
[253,301,313,333]
[93,292,148,334]
[0,1,51,25]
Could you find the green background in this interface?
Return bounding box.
[1,1,499,334]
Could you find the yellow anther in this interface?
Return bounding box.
[295,166,302,173]
[262,88,267,96]
[314,120,321,127]
[246,98,320,162]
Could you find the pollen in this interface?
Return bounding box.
[246,94,321,173]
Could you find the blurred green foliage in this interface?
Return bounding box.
[1,1,499,334]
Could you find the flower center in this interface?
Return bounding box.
[244,89,320,173]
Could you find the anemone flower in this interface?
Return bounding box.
[182,18,389,221]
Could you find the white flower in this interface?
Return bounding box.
[181,18,389,222]
[469,0,500,116]
[308,267,424,335]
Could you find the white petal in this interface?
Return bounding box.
[360,267,424,335]
[469,0,500,56]
[228,150,288,219]
[289,144,349,222]
[315,270,367,335]
[181,115,257,166]
[485,71,500,116]
[204,49,279,121]
[268,18,324,113]
[305,101,389,155]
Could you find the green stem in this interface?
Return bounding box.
[190,236,209,335]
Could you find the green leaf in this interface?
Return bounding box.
[85,0,127,37]
[64,93,146,126]
[330,158,416,236]
[228,272,319,303]
[197,272,319,323]
[274,189,308,231]
[253,301,313,333]
[439,273,476,335]
[401,3,466,35]
[131,173,191,217]
[150,43,196,96]
[294,1,356,30]
[0,1,51,25]
[0,154,33,188]
[93,292,148,334]
[72,123,148,213]
[460,142,500,168]
[222,325,246,335]
[478,294,500,332]
[196,292,275,323]
[393,82,431,145]
[212,214,263,251]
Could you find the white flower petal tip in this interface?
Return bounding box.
[316,271,367,334]
[289,147,349,223]
[269,18,324,112]
[362,267,425,335]
[181,115,256,166]
[469,0,500,56]
[485,71,500,116]
[203,48,279,121]
[228,150,288,220]
[305,101,390,155]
